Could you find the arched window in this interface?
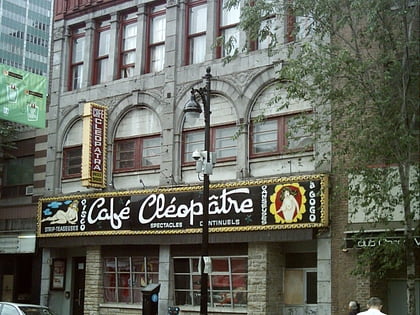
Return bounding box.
[182,95,237,165]
[113,108,161,172]
[62,120,83,178]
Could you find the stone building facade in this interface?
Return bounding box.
[38,0,333,314]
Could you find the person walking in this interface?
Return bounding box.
[348,300,360,315]
[357,297,387,315]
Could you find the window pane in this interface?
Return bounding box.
[116,140,135,169]
[98,29,110,56]
[221,0,240,26]
[287,115,313,150]
[151,15,166,43]
[64,147,82,176]
[252,120,278,154]
[96,58,109,83]
[222,27,239,57]
[215,126,237,159]
[142,137,160,166]
[72,37,84,62]
[306,272,317,304]
[189,4,207,34]
[150,45,165,72]
[191,35,206,64]
[4,156,34,186]
[72,64,83,90]
[184,131,204,162]
[123,24,137,50]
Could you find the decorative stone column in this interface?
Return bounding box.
[248,242,284,315]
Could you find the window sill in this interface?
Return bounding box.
[99,303,141,309]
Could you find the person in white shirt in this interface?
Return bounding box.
[357,297,387,315]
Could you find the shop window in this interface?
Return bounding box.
[174,256,247,308]
[250,113,313,157]
[182,125,237,165]
[119,11,137,79]
[218,0,240,57]
[93,17,111,84]
[186,0,207,64]
[103,256,159,304]
[146,2,166,73]
[69,25,85,91]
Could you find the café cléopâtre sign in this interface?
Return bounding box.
[37,175,328,237]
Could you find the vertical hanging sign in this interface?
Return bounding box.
[82,102,107,188]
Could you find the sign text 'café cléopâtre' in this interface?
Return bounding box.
[38,175,328,237]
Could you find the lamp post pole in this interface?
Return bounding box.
[200,67,211,315]
[183,67,212,315]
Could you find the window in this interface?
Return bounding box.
[186,0,207,64]
[62,146,82,178]
[146,2,166,73]
[119,11,137,79]
[2,156,34,198]
[218,0,240,57]
[183,125,237,164]
[250,114,312,157]
[114,109,161,172]
[284,253,317,305]
[174,256,247,308]
[114,136,160,171]
[62,120,83,179]
[93,18,111,84]
[103,256,159,303]
[69,25,85,90]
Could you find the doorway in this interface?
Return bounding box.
[72,257,86,315]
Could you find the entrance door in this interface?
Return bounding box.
[72,257,86,315]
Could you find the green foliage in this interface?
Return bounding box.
[224,0,419,312]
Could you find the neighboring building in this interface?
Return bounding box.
[38,0,332,314]
[0,0,53,304]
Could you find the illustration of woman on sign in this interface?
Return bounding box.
[278,187,299,222]
[42,200,79,224]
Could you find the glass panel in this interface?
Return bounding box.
[174,258,190,273]
[287,115,313,150]
[147,257,159,272]
[98,29,110,56]
[121,65,135,78]
[191,35,206,64]
[123,23,137,50]
[222,27,239,57]
[221,0,240,26]
[133,288,142,303]
[151,45,165,72]
[132,257,145,272]
[175,275,190,289]
[184,131,204,162]
[151,15,166,44]
[116,140,135,169]
[142,137,160,166]
[72,37,84,62]
[212,258,229,272]
[104,288,117,302]
[3,156,34,186]
[104,258,116,272]
[72,64,83,90]
[189,4,207,34]
[253,120,278,153]
[231,257,247,273]
[97,58,109,83]
[215,126,237,159]
[117,258,130,272]
[103,274,116,287]
[306,271,317,304]
[123,51,136,64]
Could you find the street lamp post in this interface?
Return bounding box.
[183,67,212,315]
